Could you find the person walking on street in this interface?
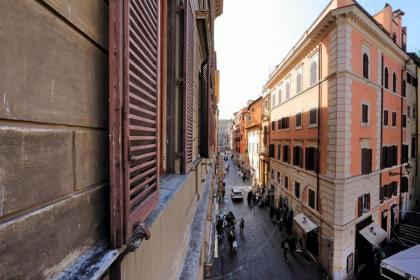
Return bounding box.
[247,191,252,205]
[239,218,244,236]
[228,229,235,252]
[281,239,290,263]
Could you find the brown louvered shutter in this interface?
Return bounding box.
[109,0,161,246]
[183,0,194,173]
[199,62,209,158]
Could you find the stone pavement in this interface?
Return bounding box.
[211,159,323,280]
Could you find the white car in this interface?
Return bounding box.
[230,188,243,201]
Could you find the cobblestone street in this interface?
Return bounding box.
[211,160,322,280]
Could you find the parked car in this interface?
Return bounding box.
[230,188,243,201]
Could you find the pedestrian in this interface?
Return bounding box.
[228,229,235,252]
[216,216,223,239]
[239,218,244,236]
[247,191,252,205]
[281,239,290,263]
[222,186,225,199]
[227,164,230,172]
[242,174,246,183]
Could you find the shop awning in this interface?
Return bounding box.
[359,223,387,247]
[381,245,420,278]
[293,213,317,233]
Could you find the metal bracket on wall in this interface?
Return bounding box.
[127,223,152,252]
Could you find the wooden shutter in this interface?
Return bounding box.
[183,0,194,173]
[314,148,319,172]
[379,187,384,202]
[199,62,209,158]
[367,149,372,173]
[358,196,363,217]
[109,0,161,246]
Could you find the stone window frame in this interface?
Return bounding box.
[383,109,389,127]
[362,43,370,80]
[361,101,370,126]
[308,106,318,128]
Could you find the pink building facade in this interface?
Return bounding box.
[267,1,416,278]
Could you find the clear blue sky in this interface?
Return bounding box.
[215,0,420,120]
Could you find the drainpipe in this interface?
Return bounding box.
[380,54,384,205]
[400,59,409,218]
[316,44,322,212]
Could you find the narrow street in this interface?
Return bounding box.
[212,159,322,280]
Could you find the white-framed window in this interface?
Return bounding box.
[285,81,290,100]
[296,70,302,94]
[361,102,369,125]
[310,60,318,85]
[278,85,282,104]
[309,107,318,127]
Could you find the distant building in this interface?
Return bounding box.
[218,119,233,148]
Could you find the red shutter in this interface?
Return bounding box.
[109,0,161,246]
[183,0,194,173]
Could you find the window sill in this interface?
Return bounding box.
[145,173,190,226]
[360,122,370,127]
[308,124,318,128]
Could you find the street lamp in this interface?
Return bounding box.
[388,162,412,177]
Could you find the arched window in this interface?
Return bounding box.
[363,53,369,79]
[285,82,290,100]
[310,61,318,85]
[384,67,389,89]
[296,73,302,93]
[393,72,397,93]
[278,87,282,104]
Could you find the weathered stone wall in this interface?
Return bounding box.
[0,0,109,278]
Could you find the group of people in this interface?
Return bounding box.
[237,168,250,183]
[216,211,245,252]
[246,187,267,208]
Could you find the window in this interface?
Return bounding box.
[309,108,317,125]
[284,176,289,189]
[402,114,407,128]
[296,73,302,93]
[277,172,281,183]
[310,61,318,85]
[280,117,290,129]
[271,121,275,131]
[285,82,290,100]
[294,182,300,198]
[392,112,397,127]
[362,104,369,124]
[357,193,371,217]
[305,147,318,172]
[269,144,274,158]
[383,110,389,126]
[272,93,276,107]
[392,73,397,93]
[408,106,411,118]
[361,148,372,174]
[392,32,397,43]
[413,107,416,118]
[403,80,406,97]
[407,73,412,84]
[277,144,281,160]
[278,88,282,104]
[293,146,303,167]
[382,145,398,168]
[401,177,408,193]
[402,144,409,163]
[308,189,316,209]
[271,169,274,179]
[384,67,389,89]
[412,137,416,158]
[296,112,302,128]
[363,53,369,79]
[282,145,290,163]
[277,119,281,130]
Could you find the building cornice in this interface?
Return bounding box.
[266,3,409,89]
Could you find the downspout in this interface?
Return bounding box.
[316,44,322,212]
[400,59,409,216]
[380,54,384,204]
